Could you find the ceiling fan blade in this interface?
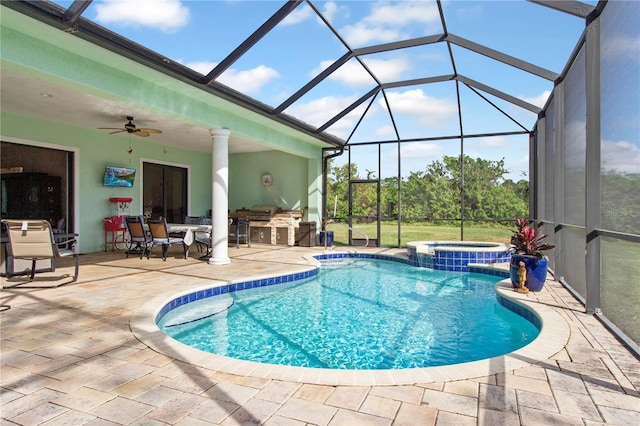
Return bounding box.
[98,121,160,137]
[138,128,162,134]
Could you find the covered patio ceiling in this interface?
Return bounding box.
[1,0,596,153]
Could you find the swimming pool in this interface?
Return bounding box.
[157,256,539,370]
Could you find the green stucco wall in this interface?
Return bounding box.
[230,151,310,214]
[1,112,213,253]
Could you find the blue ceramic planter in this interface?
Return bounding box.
[509,254,549,292]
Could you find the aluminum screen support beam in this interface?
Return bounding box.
[275,35,447,115]
[317,87,380,133]
[64,1,92,22]
[553,81,566,285]
[584,15,601,314]
[352,34,446,56]
[275,51,352,114]
[381,75,456,89]
[204,1,303,84]
[457,75,541,114]
[528,0,595,19]
[447,34,559,81]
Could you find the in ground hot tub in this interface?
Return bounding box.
[407,241,511,272]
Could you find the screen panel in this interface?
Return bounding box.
[563,47,586,228]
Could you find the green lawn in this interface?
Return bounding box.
[601,239,640,344]
[324,222,512,247]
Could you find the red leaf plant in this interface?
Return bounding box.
[510,219,555,258]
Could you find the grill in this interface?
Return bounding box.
[247,205,279,221]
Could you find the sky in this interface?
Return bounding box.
[49,0,639,181]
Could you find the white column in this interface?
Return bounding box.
[209,128,231,265]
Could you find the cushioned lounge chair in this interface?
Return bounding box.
[1,219,79,288]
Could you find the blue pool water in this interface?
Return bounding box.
[158,258,539,370]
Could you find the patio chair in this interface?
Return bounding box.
[184,216,201,225]
[184,216,204,252]
[147,217,189,261]
[1,219,79,288]
[123,215,152,259]
[190,217,213,256]
[52,217,70,246]
[229,217,251,248]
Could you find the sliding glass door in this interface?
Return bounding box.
[142,162,187,223]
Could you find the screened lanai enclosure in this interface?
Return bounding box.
[2,1,639,353]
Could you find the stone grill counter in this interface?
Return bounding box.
[241,206,304,246]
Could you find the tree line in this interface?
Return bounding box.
[326,155,529,224]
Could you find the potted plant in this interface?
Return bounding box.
[509,219,555,292]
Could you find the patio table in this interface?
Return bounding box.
[166,223,211,246]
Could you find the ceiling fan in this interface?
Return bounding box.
[98,116,162,137]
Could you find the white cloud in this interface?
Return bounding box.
[286,95,359,127]
[181,61,279,94]
[478,137,509,149]
[520,90,551,108]
[218,65,280,94]
[399,142,444,159]
[313,57,410,87]
[322,2,342,23]
[376,126,396,137]
[281,2,347,28]
[365,1,440,26]
[602,139,640,174]
[340,1,440,46]
[281,3,314,26]
[363,57,411,81]
[384,89,457,127]
[94,0,189,33]
[601,34,640,59]
[184,61,217,75]
[341,23,405,46]
[311,60,366,85]
[286,95,372,139]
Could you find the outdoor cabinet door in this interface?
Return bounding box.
[250,227,271,244]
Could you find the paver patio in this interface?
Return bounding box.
[2,246,639,425]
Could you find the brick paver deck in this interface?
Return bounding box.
[2,246,639,425]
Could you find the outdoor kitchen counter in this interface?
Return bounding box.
[233,206,304,246]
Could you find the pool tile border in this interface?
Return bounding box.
[155,268,319,323]
[132,251,570,386]
[407,241,512,272]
